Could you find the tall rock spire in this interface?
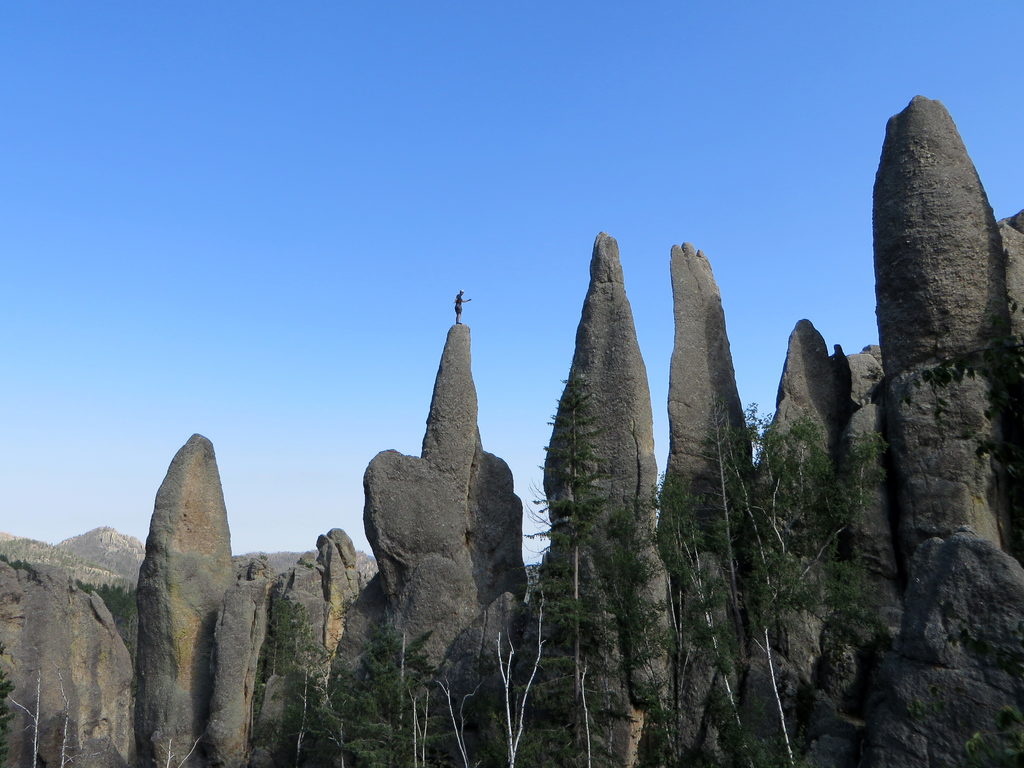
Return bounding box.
[874,95,1007,373]
[544,232,665,766]
[421,324,479,485]
[358,323,524,663]
[547,232,658,508]
[666,242,744,496]
[135,434,235,768]
[873,96,1009,562]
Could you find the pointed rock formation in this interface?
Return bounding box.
[742,335,898,765]
[667,242,744,497]
[873,96,1009,562]
[773,319,854,453]
[0,561,135,768]
[353,324,524,663]
[544,233,665,766]
[664,242,745,757]
[547,233,659,510]
[257,528,362,691]
[874,95,1007,373]
[135,434,235,768]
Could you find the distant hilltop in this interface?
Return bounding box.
[0,526,378,588]
[0,526,143,586]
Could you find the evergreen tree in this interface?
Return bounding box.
[253,596,329,765]
[326,625,439,768]
[536,374,668,766]
[535,375,615,765]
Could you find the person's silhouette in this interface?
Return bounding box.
[455,290,472,324]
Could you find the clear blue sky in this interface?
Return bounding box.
[2,2,1021,558]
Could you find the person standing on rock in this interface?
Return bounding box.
[455,290,471,324]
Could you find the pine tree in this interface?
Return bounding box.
[536,374,664,766]
[327,625,439,767]
[527,376,609,764]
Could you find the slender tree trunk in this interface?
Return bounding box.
[759,626,794,767]
[574,541,581,704]
[714,412,746,649]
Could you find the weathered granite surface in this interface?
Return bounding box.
[0,560,134,768]
[862,532,1024,768]
[667,242,745,498]
[135,434,235,767]
[354,324,524,664]
[544,233,666,766]
[774,319,854,454]
[207,564,272,768]
[873,96,1009,562]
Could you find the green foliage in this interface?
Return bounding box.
[326,625,439,767]
[0,642,13,766]
[0,552,31,571]
[532,374,666,767]
[254,606,440,768]
[597,504,667,710]
[656,405,885,766]
[535,376,611,758]
[966,706,1024,767]
[542,374,607,553]
[252,595,329,764]
[738,413,882,629]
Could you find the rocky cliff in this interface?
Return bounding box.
[667,241,745,497]
[0,560,134,767]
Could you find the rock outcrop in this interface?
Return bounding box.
[773,319,854,453]
[1001,210,1024,334]
[0,560,134,768]
[840,348,901,624]
[135,434,235,768]
[545,232,666,766]
[862,531,1024,768]
[666,242,744,498]
[663,242,745,756]
[272,528,362,654]
[206,560,273,768]
[873,95,1009,562]
[351,324,525,664]
[0,531,135,587]
[318,528,361,651]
